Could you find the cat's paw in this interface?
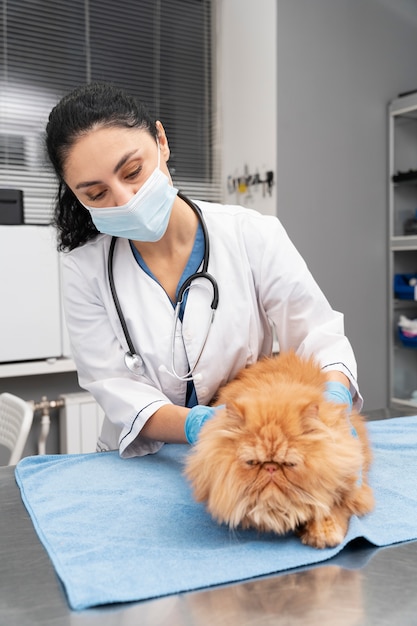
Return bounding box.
[299,517,346,549]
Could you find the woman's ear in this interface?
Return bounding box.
[155,120,170,162]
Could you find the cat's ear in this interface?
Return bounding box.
[301,403,319,419]
[301,403,322,433]
[225,401,246,424]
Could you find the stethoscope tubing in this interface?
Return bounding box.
[108,235,136,357]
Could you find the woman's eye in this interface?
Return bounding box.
[88,191,106,202]
[125,166,142,180]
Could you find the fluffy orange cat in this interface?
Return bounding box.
[184,351,374,549]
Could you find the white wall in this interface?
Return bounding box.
[217,0,277,215]
[277,0,417,410]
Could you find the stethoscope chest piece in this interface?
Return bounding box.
[124,351,145,376]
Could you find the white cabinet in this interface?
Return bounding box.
[389,93,417,408]
[0,225,72,367]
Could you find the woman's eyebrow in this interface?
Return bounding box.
[75,150,139,190]
[113,149,139,174]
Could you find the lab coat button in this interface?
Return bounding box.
[183,330,192,341]
[200,387,208,396]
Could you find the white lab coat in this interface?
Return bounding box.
[62,201,361,457]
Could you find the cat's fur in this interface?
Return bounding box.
[184,351,374,549]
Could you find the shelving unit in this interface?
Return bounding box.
[389,92,417,409]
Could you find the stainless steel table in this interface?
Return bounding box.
[1,426,417,625]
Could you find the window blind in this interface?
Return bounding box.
[0,0,220,225]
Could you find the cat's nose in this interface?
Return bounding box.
[263,462,278,474]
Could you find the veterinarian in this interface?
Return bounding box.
[46,82,360,458]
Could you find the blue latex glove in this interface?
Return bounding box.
[326,382,360,485]
[325,380,358,440]
[324,381,353,411]
[184,405,223,444]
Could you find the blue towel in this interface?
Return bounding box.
[15,416,417,611]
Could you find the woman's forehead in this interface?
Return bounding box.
[63,126,155,182]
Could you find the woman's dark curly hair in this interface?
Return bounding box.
[45,82,158,251]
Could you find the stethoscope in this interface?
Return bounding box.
[107,193,219,380]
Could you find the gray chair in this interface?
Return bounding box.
[0,393,34,465]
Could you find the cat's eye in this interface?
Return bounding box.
[283,461,297,468]
[246,460,259,467]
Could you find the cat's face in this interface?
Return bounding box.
[218,396,337,531]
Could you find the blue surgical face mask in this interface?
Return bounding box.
[81,144,178,242]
